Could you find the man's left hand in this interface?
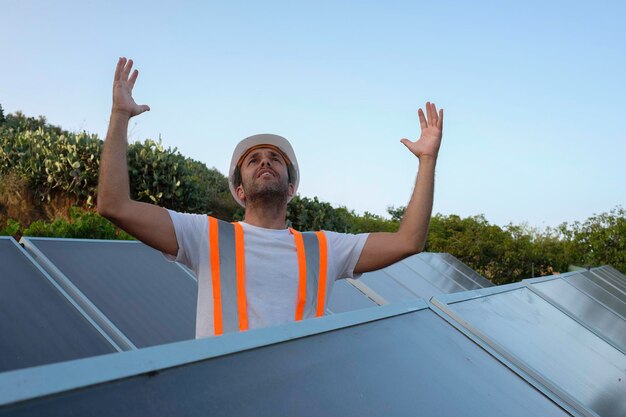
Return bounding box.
[400,102,443,161]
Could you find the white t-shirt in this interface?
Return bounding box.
[165,210,369,338]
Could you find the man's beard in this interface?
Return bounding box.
[242,176,290,207]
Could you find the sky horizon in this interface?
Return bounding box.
[2,1,624,229]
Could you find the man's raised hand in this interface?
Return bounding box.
[400,102,443,161]
[112,57,150,118]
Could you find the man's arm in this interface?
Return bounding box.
[354,102,443,273]
[97,57,178,257]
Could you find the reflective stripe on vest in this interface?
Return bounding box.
[207,216,328,335]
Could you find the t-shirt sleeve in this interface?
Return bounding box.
[324,231,369,280]
[162,209,207,274]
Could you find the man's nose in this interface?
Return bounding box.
[260,157,272,167]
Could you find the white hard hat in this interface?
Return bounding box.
[229,134,299,207]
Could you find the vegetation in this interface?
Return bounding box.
[1,107,624,284]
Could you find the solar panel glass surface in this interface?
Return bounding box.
[358,269,417,302]
[0,238,115,372]
[402,256,465,293]
[440,253,494,288]
[531,279,626,352]
[582,270,626,300]
[25,239,197,348]
[442,286,626,417]
[565,273,626,319]
[591,268,626,294]
[326,279,377,313]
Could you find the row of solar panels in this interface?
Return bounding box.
[0,236,492,373]
[1,264,625,416]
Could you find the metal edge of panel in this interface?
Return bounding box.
[19,237,137,351]
[3,237,123,353]
[521,276,560,285]
[345,277,389,305]
[0,299,428,407]
[24,236,139,244]
[174,261,198,283]
[588,269,626,297]
[523,281,626,356]
[428,297,595,417]
[433,281,527,305]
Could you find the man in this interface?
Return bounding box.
[98,57,443,338]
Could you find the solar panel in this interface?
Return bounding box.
[21,238,197,349]
[0,302,572,417]
[527,277,626,353]
[345,253,492,305]
[417,252,481,290]
[326,279,377,313]
[581,270,626,300]
[383,261,450,298]
[590,268,626,295]
[402,255,466,292]
[433,285,626,417]
[358,269,418,302]
[0,237,116,372]
[439,252,494,288]
[603,265,626,282]
[564,272,626,319]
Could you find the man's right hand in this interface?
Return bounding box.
[112,57,151,118]
[99,58,178,258]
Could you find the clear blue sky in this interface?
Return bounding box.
[2,1,624,228]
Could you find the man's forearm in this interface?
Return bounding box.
[398,156,436,252]
[97,111,132,216]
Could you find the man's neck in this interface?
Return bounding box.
[243,204,288,229]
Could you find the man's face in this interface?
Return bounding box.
[236,147,294,206]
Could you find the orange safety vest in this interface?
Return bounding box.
[207,216,329,335]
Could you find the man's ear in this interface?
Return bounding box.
[287,183,295,198]
[236,185,246,202]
